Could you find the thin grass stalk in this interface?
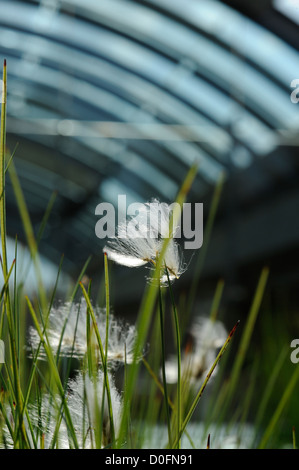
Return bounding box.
[23,255,65,415]
[104,252,110,363]
[172,319,240,448]
[158,283,172,447]
[0,258,15,299]
[0,399,14,445]
[49,395,69,449]
[221,267,269,420]
[36,191,57,246]
[122,342,134,449]
[226,355,259,438]
[252,346,288,446]
[0,60,8,278]
[258,364,299,449]
[142,357,195,449]
[13,240,19,376]
[8,158,48,316]
[0,368,15,439]
[100,252,115,448]
[209,278,225,323]
[165,267,181,449]
[25,295,79,448]
[83,290,106,444]
[239,357,259,427]
[137,310,163,447]
[79,282,115,447]
[73,257,92,298]
[142,357,173,409]
[86,294,93,379]
[189,278,227,435]
[292,426,296,450]
[4,142,18,176]
[0,300,5,340]
[208,268,268,430]
[199,279,227,432]
[0,59,29,448]
[33,368,63,449]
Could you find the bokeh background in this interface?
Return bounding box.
[1,0,299,447]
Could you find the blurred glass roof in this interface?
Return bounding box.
[1,0,299,276]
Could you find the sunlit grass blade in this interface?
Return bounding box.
[0,59,8,278]
[104,252,110,364]
[0,258,15,301]
[69,256,92,302]
[100,252,114,448]
[4,142,18,176]
[8,158,48,315]
[0,58,30,448]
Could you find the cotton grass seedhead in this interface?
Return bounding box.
[1,370,123,449]
[27,298,140,367]
[1,395,70,449]
[67,370,122,448]
[103,198,186,285]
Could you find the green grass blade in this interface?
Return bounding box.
[8,158,48,315]
[4,142,19,176]
[258,364,299,449]
[158,283,172,447]
[103,252,116,446]
[252,345,289,445]
[0,59,30,449]
[165,268,181,449]
[220,267,269,421]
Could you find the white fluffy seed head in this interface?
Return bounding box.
[104,198,185,285]
[28,298,140,366]
[2,371,123,449]
[1,395,70,449]
[67,370,123,448]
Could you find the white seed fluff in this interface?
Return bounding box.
[104,198,186,285]
[28,298,139,366]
